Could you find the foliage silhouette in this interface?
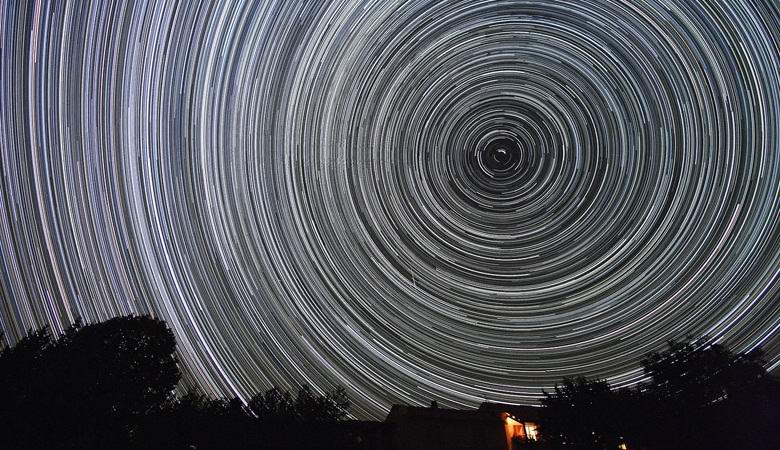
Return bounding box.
[538,337,780,450]
[3,314,777,450]
[249,386,297,421]
[0,315,353,449]
[135,389,259,450]
[0,315,180,449]
[248,385,350,422]
[538,377,633,450]
[636,337,780,450]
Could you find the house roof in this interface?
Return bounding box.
[383,402,543,424]
[385,404,501,423]
[478,402,543,422]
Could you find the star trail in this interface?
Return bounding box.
[2,0,780,419]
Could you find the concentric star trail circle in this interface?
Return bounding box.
[2,0,780,419]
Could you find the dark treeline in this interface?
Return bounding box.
[1,315,779,450]
[0,315,350,450]
[533,338,780,450]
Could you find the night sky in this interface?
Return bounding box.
[1,0,780,420]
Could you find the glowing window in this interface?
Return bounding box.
[525,423,539,441]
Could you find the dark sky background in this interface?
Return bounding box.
[1,0,779,420]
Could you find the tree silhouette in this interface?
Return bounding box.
[0,315,356,450]
[249,384,350,422]
[637,337,780,450]
[294,385,350,421]
[0,327,56,448]
[538,338,780,450]
[0,315,179,449]
[249,386,297,421]
[135,389,258,450]
[57,316,180,419]
[538,377,632,450]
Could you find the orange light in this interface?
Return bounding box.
[525,423,539,441]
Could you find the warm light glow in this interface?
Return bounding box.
[505,416,525,440]
[505,415,539,442]
[525,422,539,441]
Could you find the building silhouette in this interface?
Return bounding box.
[317,402,541,450]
